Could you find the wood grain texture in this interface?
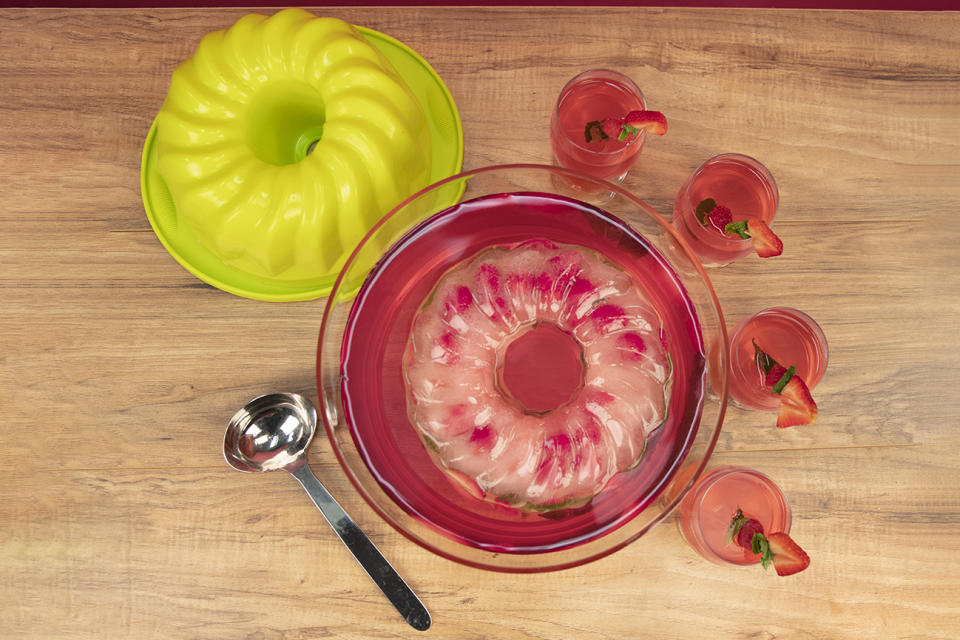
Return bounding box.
[1,7,959,639]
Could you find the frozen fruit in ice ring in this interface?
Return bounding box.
[402,239,673,510]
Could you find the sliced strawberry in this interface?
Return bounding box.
[726,507,764,550]
[707,205,733,234]
[468,424,495,453]
[766,532,811,576]
[518,238,558,251]
[477,263,500,292]
[776,375,818,428]
[729,507,810,576]
[736,518,765,551]
[588,303,627,332]
[533,272,553,295]
[623,110,668,136]
[455,285,473,310]
[747,219,783,257]
[441,285,473,322]
[777,402,811,429]
[601,117,624,140]
[764,363,790,388]
[584,388,615,407]
[618,332,647,360]
[724,219,784,258]
[584,110,668,143]
[754,341,819,428]
[437,331,459,362]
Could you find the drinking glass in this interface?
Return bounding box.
[550,69,647,189]
[678,465,791,565]
[672,153,779,267]
[728,307,829,411]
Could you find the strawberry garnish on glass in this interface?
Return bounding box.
[754,340,819,427]
[725,219,783,258]
[694,198,783,258]
[584,110,668,143]
[727,507,811,576]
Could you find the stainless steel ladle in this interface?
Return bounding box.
[223,392,430,631]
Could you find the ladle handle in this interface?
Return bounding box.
[289,463,431,631]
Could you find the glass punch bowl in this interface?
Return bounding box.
[317,164,728,572]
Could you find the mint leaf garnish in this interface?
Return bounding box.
[619,123,641,141]
[529,498,576,512]
[753,339,778,376]
[422,435,440,453]
[695,198,716,225]
[752,532,773,569]
[724,220,751,239]
[772,366,796,395]
[584,121,608,143]
[726,507,749,545]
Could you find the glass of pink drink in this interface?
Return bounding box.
[728,307,829,411]
[550,69,647,189]
[678,465,791,565]
[672,153,779,266]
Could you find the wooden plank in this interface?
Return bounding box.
[2,446,958,638]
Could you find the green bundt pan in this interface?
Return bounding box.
[141,20,464,301]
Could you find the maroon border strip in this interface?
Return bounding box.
[3,1,959,10]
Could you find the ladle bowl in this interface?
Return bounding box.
[223,392,431,631]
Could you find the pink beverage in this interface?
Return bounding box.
[678,465,791,565]
[497,324,584,414]
[550,69,646,187]
[728,307,829,411]
[340,192,706,552]
[672,154,779,266]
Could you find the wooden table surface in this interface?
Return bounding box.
[2,7,959,639]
